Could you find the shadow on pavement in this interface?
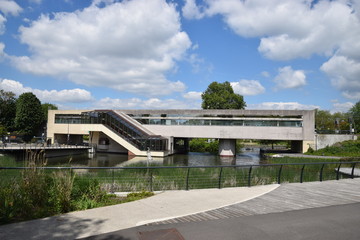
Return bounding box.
[0,214,106,240]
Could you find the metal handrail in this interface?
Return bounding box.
[1,161,358,192]
[1,161,358,170]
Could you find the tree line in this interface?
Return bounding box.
[315,103,360,133]
[0,90,57,142]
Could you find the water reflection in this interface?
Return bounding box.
[3,148,262,167]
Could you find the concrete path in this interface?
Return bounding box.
[0,184,278,240]
[1,178,359,240]
[84,178,360,240]
[147,178,360,225]
[275,153,342,159]
[87,203,360,240]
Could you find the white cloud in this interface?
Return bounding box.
[205,0,358,60]
[231,79,265,96]
[331,101,354,113]
[182,0,205,19]
[192,0,360,99]
[183,91,202,100]
[0,0,22,16]
[261,71,270,78]
[321,55,360,100]
[0,14,5,35]
[29,0,42,4]
[0,42,4,58]
[93,97,200,109]
[248,102,319,110]
[0,79,93,103]
[273,66,306,90]
[9,0,191,96]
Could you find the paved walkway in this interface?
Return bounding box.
[1,178,359,240]
[0,184,278,240]
[275,153,343,159]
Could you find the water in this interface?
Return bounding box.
[0,148,262,167]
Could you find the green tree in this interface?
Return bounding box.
[189,138,219,153]
[0,90,17,132]
[348,101,360,133]
[201,81,246,109]
[315,110,335,131]
[41,103,58,122]
[15,92,44,141]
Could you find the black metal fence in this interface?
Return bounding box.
[1,161,359,192]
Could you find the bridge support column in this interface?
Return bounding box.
[218,139,236,156]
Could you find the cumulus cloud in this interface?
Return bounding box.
[204,0,357,60]
[0,42,4,58]
[248,102,319,110]
[261,71,270,78]
[9,0,191,96]
[231,79,265,96]
[183,91,202,100]
[93,96,200,109]
[0,79,93,103]
[273,66,306,90]
[182,0,205,19]
[189,0,360,98]
[321,55,360,100]
[0,0,22,16]
[0,14,5,35]
[331,101,354,113]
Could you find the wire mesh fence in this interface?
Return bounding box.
[1,161,359,192]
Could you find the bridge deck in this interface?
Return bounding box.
[0,144,91,151]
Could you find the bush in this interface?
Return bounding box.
[189,138,219,153]
[126,191,154,202]
[307,140,360,157]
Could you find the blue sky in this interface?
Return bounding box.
[0,0,359,112]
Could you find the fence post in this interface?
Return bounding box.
[319,164,325,182]
[336,163,341,180]
[218,167,223,189]
[111,169,115,193]
[351,163,356,179]
[277,165,283,184]
[186,168,190,190]
[149,169,153,192]
[300,164,305,183]
[248,166,252,187]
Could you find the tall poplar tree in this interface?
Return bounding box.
[15,92,44,141]
[0,90,17,132]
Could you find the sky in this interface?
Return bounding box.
[0,0,359,112]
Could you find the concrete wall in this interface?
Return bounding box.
[91,131,128,154]
[145,125,305,141]
[218,139,236,156]
[47,110,88,142]
[315,134,358,150]
[121,109,315,143]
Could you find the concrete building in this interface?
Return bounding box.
[47,109,316,157]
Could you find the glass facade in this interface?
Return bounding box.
[130,114,302,128]
[55,112,168,151]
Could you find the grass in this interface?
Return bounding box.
[0,156,155,225]
[306,140,360,157]
[72,157,355,192]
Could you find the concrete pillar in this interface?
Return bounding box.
[218,139,236,156]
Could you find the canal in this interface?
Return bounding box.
[0,148,263,167]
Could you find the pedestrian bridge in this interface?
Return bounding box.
[47,109,315,157]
